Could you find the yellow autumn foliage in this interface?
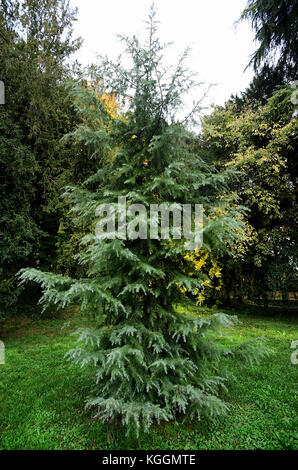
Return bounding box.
[183,249,223,305]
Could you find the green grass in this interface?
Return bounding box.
[0,310,297,450]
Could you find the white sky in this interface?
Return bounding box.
[70,0,256,110]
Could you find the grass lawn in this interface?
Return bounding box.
[0,309,297,450]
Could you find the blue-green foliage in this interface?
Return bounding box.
[19,8,270,434]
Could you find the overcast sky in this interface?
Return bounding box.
[70,0,256,110]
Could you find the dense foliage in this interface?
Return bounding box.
[197,0,298,306]
[241,0,298,78]
[237,0,297,104]
[0,0,87,314]
[19,14,269,433]
[201,87,297,305]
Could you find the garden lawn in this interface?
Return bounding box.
[0,310,297,450]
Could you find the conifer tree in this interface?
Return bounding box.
[0,0,83,312]
[20,7,269,434]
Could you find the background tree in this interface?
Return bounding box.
[0,0,88,314]
[0,105,39,317]
[201,87,297,306]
